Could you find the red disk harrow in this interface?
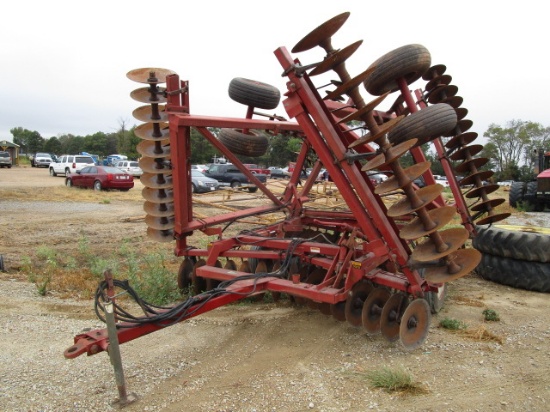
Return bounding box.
[65,12,508,360]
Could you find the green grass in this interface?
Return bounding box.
[362,367,427,394]
[439,317,467,330]
[482,308,500,322]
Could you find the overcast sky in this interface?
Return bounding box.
[1,0,546,146]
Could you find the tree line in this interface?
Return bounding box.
[9,119,549,181]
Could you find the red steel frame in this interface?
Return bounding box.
[65,44,473,359]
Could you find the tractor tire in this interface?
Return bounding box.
[228,77,281,110]
[476,253,550,293]
[364,44,432,96]
[473,225,550,263]
[523,181,544,211]
[509,181,525,208]
[388,103,457,146]
[218,128,269,157]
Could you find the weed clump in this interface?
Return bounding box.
[439,317,467,330]
[363,367,427,394]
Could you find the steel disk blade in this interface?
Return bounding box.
[465,183,500,199]
[440,95,463,108]
[445,131,478,150]
[387,184,444,217]
[399,206,457,240]
[449,144,484,161]
[140,172,173,189]
[292,12,350,53]
[139,157,171,173]
[145,215,175,230]
[137,139,171,158]
[399,298,431,351]
[146,227,174,242]
[309,40,363,76]
[459,170,494,187]
[338,92,390,124]
[345,280,374,327]
[455,157,489,173]
[134,122,170,141]
[454,107,469,121]
[427,84,459,104]
[349,115,404,149]
[130,87,167,104]
[411,227,469,261]
[380,293,409,342]
[425,74,452,91]
[330,301,347,322]
[325,67,375,101]
[475,212,511,225]
[361,138,417,171]
[444,118,473,137]
[424,248,482,284]
[375,161,431,194]
[470,197,505,212]
[142,187,174,203]
[126,67,175,84]
[362,288,391,334]
[143,200,175,217]
[132,105,168,123]
[422,64,447,80]
[177,258,194,290]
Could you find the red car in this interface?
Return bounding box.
[65,166,134,191]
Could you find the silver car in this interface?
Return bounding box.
[0,151,12,168]
[115,160,143,177]
[191,170,219,193]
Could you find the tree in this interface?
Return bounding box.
[43,136,62,154]
[10,127,44,154]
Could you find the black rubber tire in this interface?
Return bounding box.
[473,225,550,263]
[228,77,281,110]
[0,255,5,272]
[218,128,269,157]
[93,180,102,191]
[65,178,73,188]
[364,44,431,96]
[248,187,259,193]
[65,168,71,177]
[509,181,525,208]
[524,181,537,201]
[191,183,197,194]
[388,103,457,146]
[49,168,57,177]
[230,181,242,189]
[476,253,550,293]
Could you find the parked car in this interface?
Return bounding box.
[115,160,143,177]
[65,166,134,191]
[433,175,450,187]
[191,164,209,173]
[49,155,96,177]
[103,154,128,166]
[204,163,267,192]
[497,180,513,186]
[269,167,290,179]
[191,170,220,193]
[31,152,53,168]
[0,151,12,168]
[370,172,389,184]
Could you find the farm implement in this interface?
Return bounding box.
[65,12,508,361]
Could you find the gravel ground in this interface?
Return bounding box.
[1,167,549,411]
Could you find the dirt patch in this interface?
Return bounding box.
[0,166,549,411]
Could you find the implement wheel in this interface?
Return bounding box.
[177,257,195,292]
[388,104,457,146]
[228,77,281,110]
[218,128,269,157]
[364,44,431,96]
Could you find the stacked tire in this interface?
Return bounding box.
[473,225,550,293]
